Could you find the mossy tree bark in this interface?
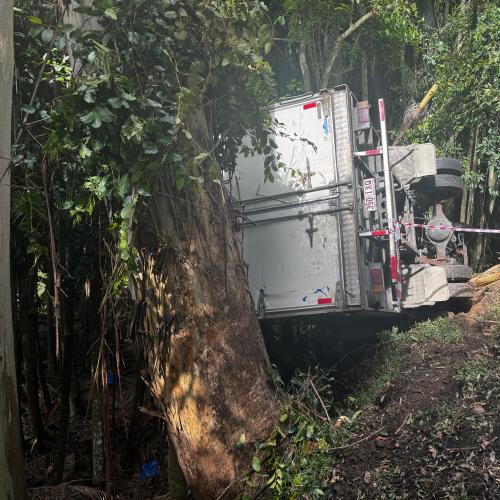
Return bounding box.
[134,112,281,498]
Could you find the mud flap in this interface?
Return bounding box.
[401,265,449,308]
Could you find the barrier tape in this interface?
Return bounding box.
[360,224,500,237]
[401,222,500,234]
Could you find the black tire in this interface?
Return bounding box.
[422,174,463,201]
[436,157,463,176]
[447,282,474,298]
[443,264,473,282]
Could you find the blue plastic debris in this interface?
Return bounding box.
[140,459,160,480]
[106,370,115,386]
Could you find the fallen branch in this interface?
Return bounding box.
[309,379,332,423]
[330,426,386,451]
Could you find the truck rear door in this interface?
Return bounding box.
[235,94,346,318]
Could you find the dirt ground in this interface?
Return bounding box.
[329,282,500,499]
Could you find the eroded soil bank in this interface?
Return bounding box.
[249,283,499,499]
[330,283,500,498]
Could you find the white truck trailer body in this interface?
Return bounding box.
[233,85,466,319]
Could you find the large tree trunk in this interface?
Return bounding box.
[0,0,26,497]
[136,152,281,497]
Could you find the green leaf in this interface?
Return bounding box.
[28,16,43,25]
[108,97,123,108]
[97,107,115,123]
[188,176,204,184]
[174,30,188,41]
[238,433,246,445]
[121,92,136,101]
[21,105,35,114]
[264,42,272,54]
[251,456,261,473]
[37,279,46,298]
[79,144,92,158]
[41,29,53,43]
[61,24,75,33]
[120,195,133,219]
[91,116,102,128]
[269,138,278,149]
[279,412,288,422]
[104,8,117,20]
[137,186,151,197]
[116,175,129,199]
[221,56,230,66]
[80,111,96,124]
[84,90,95,103]
[306,424,314,438]
[146,99,162,108]
[194,152,209,163]
[176,175,186,191]
[164,11,177,19]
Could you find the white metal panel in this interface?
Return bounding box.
[401,265,449,308]
[235,96,342,315]
[389,144,437,186]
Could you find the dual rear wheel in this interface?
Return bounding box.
[418,158,464,203]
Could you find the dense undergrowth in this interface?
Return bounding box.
[243,290,500,499]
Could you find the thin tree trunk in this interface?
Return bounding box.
[36,334,52,412]
[19,263,46,448]
[360,51,369,99]
[91,349,104,486]
[52,334,74,483]
[299,40,312,93]
[321,10,376,88]
[46,269,57,376]
[125,338,145,466]
[0,0,27,497]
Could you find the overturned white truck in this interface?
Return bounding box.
[233,85,473,319]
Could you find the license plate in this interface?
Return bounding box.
[363,178,377,212]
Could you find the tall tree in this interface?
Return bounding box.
[274,0,420,92]
[0,0,26,498]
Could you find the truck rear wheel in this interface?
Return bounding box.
[436,157,463,176]
[422,174,463,202]
[443,264,473,282]
[448,281,474,298]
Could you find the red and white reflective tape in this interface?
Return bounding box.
[359,229,390,237]
[353,149,382,157]
[303,101,317,110]
[402,222,500,234]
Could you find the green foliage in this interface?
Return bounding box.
[13,0,276,294]
[453,359,499,402]
[405,1,500,195]
[406,316,463,345]
[277,0,420,91]
[245,370,358,499]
